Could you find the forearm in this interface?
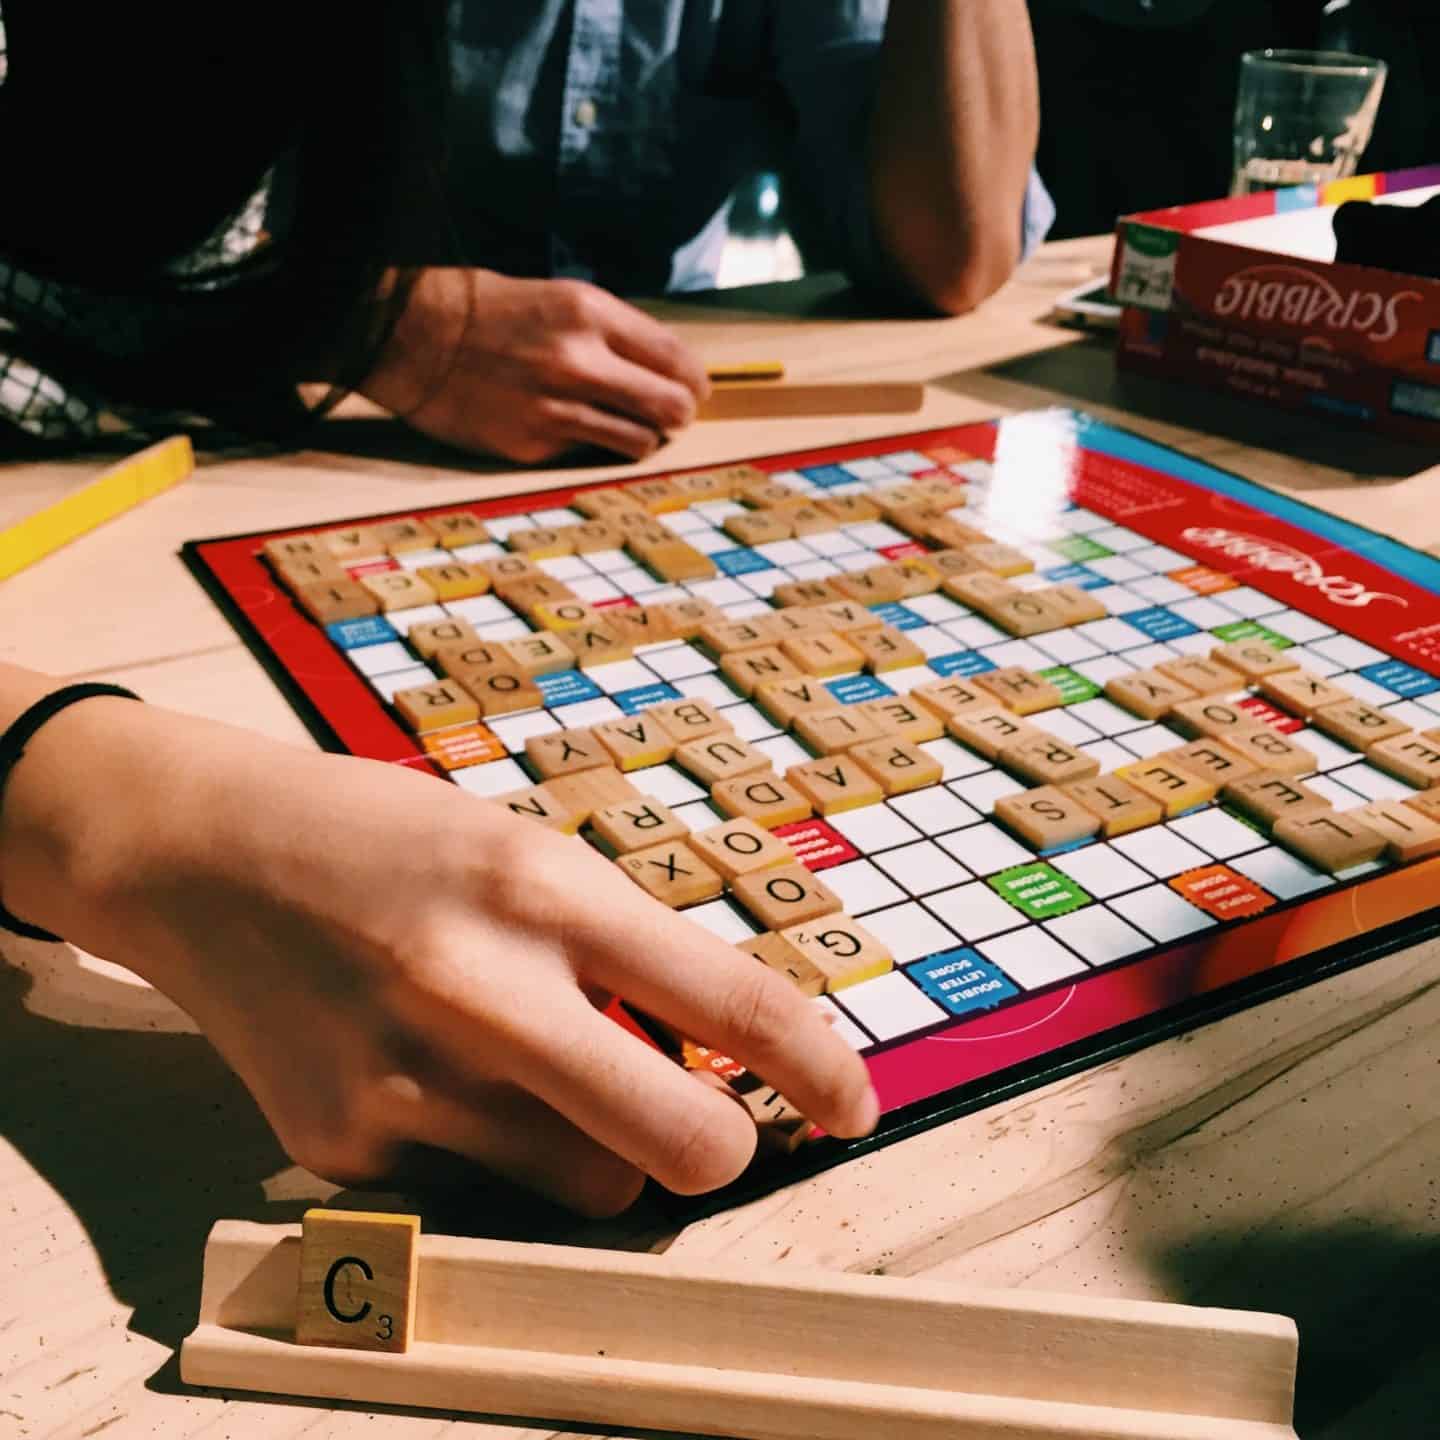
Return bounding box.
[868,0,1039,315]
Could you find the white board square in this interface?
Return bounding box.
[835,971,949,1042]
[821,859,908,916]
[828,805,924,853]
[858,902,963,967]
[924,882,1028,942]
[937,822,1034,876]
[872,840,974,895]
[1166,809,1267,860]
[1044,908,1151,966]
[1107,885,1216,943]
[887,786,983,837]
[978,929,1088,989]
[1049,844,1152,899]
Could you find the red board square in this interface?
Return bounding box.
[773,818,861,872]
[879,541,929,562]
[1170,865,1276,920]
[346,557,401,579]
[1236,695,1305,734]
[1169,565,1239,595]
[594,595,639,610]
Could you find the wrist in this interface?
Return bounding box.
[357,266,475,419]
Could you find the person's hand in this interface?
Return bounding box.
[358,267,710,463]
[2,695,877,1216]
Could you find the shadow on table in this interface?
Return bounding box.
[1150,1220,1440,1436]
[0,951,673,1400]
[935,338,1440,484]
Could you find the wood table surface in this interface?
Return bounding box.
[4,234,1440,1440]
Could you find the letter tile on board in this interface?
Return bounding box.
[857,696,944,745]
[720,646,804,697]
[525,727,610,780]
[506,526,576,559]
[297,579,380,623]
[1273,811,1387,872]
[593,716,675,771]
[435,639,511,677]
[296,1208,419,1353]
[374,517,438,555]
[778,914,895,993]
[780,632,866,677]
[1169,697,1265,742]
[504,632,577,676]
[675,735,773,786]
[724,510,793,546]
[408,618,481,661]
[973,667,1064,715]
[647,698,734,744]
[734,1081,816,1153]
[773,578,844,608]
[392,680,480,733]
[692,818,795,879]
[832,565,908,606]
[456,665,544,717]
[755,677,834,728]
[1355,801,1440,861]
[416,562,492,602]
[731,862,843,930]
[1161,739,1258,787]
[1042,583,1107,625]
[428,511,490,549]
[274,552,348,590]
[1225,728,1316,776]
[712,774,814,829]
[945,706,1043,761]
[850,625,926,673]
[1259,669,1352,717]
[987,591,1066,637]
[573,485,642,519]
[491,786,585,834]
[1211,639,1299,680]
[849,739,945,796]
[793,706,889,756]
[787,755,886,815]
[359,571,438,612]
[738,931,827,997]
[563,621,634,668]
[994,786,1101,850]
[700,618,781,654]
[263,533,325,566]
[1155,656,1244,696]
[1105,668,1198,721]
[1115,760,1217,818]
[1312,699,1410,750]
[1063,775,1165,836]
[999,733,1100,787]
[543,766,640,822]
[590,798,690,853]
[617,842,725,907]
[1364,732,1440,788]
[532,600,601,632]
[320,525,386,562]
[911,679,990,723]
[1221,775,1333,829]
[819,600,884,634]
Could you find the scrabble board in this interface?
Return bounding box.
[184,409,1440,1209]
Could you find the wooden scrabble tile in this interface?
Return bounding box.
[319,525,387,562]
[490,785,585,834]
[849,625,927,674]
[428,511,490,549]
[1211,639,1299,680]
[274,551,348,589]
[766,606,836,639]
[832,565,909,606]
[570,519,627,553]
[434,639,512,677]
[655,596,724,639]
[1105,668,1198,721]
[573,486,643,519]
[606,606,678,646]
[739,478,803,509]
[1258,669,1352,718]
[738,931,826,997]
[754,676,835,728]
[612,507,670,536]
[773,578,844,608]
[945,706,1044,761]
[590,797,690,853]
[1354,801,1440,861]
[731,862,842,930]
[1115,760,1218,817]
[646,698,734,744]
[700,618,780,654]
[896,557,943,597]
[1169,696,1266,741]
[1155,656,1244,696]
[885,504,943,539]
[643,540,717,582]
[987,590,1067,637]
[672,469,733,502]
[454,665,544,717]
[965,541,1033,577]
[734,1081,815,1154]
[1041,584,1108,625]
[626,476,688,513]
[815,493,882,523]
[1225,727,1317,776]
[1311,699,1411,751]
[911,678,990,723]
[922,544,990,577]
[857,695,945,745]
[995,785,1102,850]
[999,733,1101,786]
[592,715,676,770]
[505,577,581,620]
[1161,738,1258,787]
[542,766,640,822]
[943,571,1018,610]
[724,510,793,546]
[296,1209,419,1353]
[504,632,577,676]
[1273,811,1387,873]
[720,646,805,697]
[973,667,1065,715]
[524,727,610,780]
[715,462,771,490]
[786,754,886,814]
[392,679,480,733]
[780,632,865,677]
[263,533,325,566]
[711,774,814,829]
[617,841,725,908]
[415,562,492,602]
[778,913,895,993]
[849,738,945,796]
[296,579,380,623]
[793,706,890,755]
[1405,787,1440,824]
[374,517,438,554]
[872,484,929,518]
[507,526,575,559]
[531,600,601,631]
[562,621,634,668]
[692,818,795,880]
[675,735,773,786]
[819,601,884,634]
[359,570,438,612]
[786,503,837,537]
[1221,774,1333,829]
[1367,731,1440,788]
[1063,775,1165,837]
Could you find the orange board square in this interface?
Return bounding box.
[1169,864,1275,920]
[420,724,507,770]
[1170,565,1240,595]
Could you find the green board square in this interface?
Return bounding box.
[1040,665,1102,705]
[1049,534,1114,564]
[988,862,1093,920]
[1210,620,1294,648]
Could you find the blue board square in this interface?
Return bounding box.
[870,602,927,632]
[1357,659,1440,698]
[825,673,894,705]
[326,616,398,649]
[906,948,1019,1017]
[800,464,858,490]
[930,650,997,679]
[537,670,605,708]
[1041,563,1106,590]
[612,682,682,714]
[712,547,771,578]
[1125,606,1199,642]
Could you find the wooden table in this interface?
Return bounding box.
[4,235,1440,1440]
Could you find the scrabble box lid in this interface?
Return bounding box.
[1110,165,1440,443]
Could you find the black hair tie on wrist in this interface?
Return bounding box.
[0,683,142,942]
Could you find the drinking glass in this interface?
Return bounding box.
[1231,49,1387,197]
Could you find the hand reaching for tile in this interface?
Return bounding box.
[0,667,878,1216]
